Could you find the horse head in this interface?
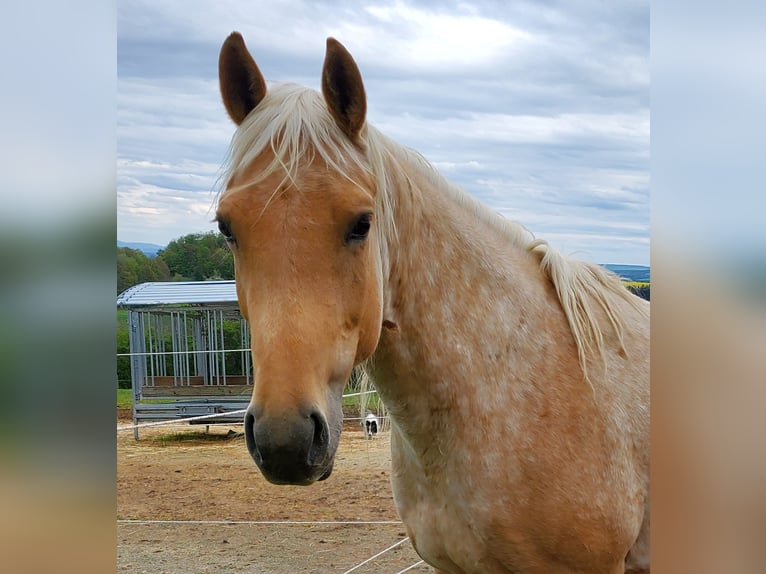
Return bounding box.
[216,33,384,484]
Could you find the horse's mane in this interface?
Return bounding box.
[221,82,648,382]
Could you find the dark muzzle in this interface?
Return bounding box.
[244,406,333,485]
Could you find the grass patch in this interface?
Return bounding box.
[117,388,132,409]
[117,388,177,408]
[149,429,242,444]
[623,281,650,288]
[342,391,381,411]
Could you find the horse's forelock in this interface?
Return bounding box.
[220,83,368,195]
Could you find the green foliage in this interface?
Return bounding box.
[117,388,132,408]
[115,307,248,390]
[624,281,650,301]
[342,390,381,411]
[117,247,171,293]
[158,232,234,281]
[117,309,131,388]
[221,318,248,374]
[117,231,233,294]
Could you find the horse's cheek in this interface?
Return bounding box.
[353,287,382,364]
[350,245,383,363]
[354,304,382,364]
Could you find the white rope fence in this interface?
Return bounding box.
[395,560,426,573]
[117,390,381,433]
[118,519,401,525]
[116,409,247,432]
[117,348,253,356]
[339,390,378,398]
[117,519,427,572]
[340,537,411,574]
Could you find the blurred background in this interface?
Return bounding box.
[1,1,764,572]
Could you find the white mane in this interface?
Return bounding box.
[220,82,648,382]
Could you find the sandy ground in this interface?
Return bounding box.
[117,412,431,573]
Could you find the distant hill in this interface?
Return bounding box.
[117,241,165,258]
[115,241,650,282]
[602,264,650,283]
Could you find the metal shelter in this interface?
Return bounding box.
[117,281,251,438]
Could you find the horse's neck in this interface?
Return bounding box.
[370,163,559,435]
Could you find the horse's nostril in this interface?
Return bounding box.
[244,411,262,465]
[308,411,329,466]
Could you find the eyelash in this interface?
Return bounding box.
[217,219,235,244]
[345,212,372,244]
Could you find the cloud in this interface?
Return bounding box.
[347,1,536,71]
[117,0,649,264]
[117,178,219,244]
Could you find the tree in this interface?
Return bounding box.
[117,247,171,293]
[158,232,234,281]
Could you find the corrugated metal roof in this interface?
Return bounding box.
[117,281,239,308]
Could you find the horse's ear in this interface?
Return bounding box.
[219,32,267,125]
[322,38,366,140]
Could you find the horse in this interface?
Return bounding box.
[215,32,650,574]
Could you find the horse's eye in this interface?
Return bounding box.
[217,219,235,243]
[345,212,372,244]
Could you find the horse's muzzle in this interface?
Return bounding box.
[244,405,333,485]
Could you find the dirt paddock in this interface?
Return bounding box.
[117,412,430,573]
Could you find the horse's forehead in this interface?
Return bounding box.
[223,153,374,216]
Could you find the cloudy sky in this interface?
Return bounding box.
[118,0,649,265]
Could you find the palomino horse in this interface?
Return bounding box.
[216,32,650,574]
